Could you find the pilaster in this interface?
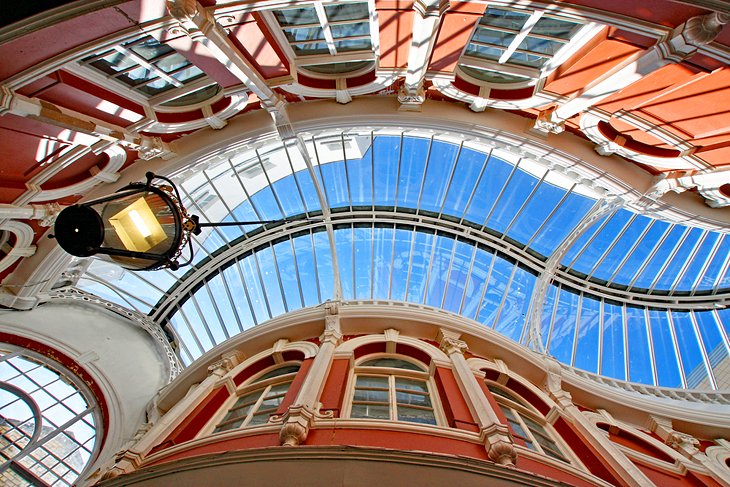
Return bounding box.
[437,329,516,466]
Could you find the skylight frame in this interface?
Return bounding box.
[458,6,602,87]
[264,0,378,76]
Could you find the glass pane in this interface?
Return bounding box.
[601,302,625,380]
[331,23,370,38]
[325,3,369,21]
[361,358,424,371]
[354,388,389,403]
[128,37,174,60]
[672,311,708,388]
[480,8,529,30]
[351,404,389,419]
[276,7,319,26]
[356,376,389,388]
[398,406,436,425]
[156,53,190,73]
[649,309,682,387]
[395,377,429,393]
[284,26,325,42]
[549,288,579,363]
[574,295,600,373]
[255,365,300,382]
[626,306,653,385]
[531,17,581,39]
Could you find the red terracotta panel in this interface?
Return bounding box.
[275,358,314,414]
[639,68,730,139]
[428,9,485,73]
[597,63,700,114]
[155,385,231,449]
[543,39,643,98]
[234,356,276,386]
[634,461,713,487]
[0,7,135,81]
[377,10,413,69]
[162,32,243,88]
[306,428,489,460]
[515,456,603,487]
[433,367,477,431]
[552,417,622,486]
[229,21,289,79]
[147,433,281,466]
[319,358,351,416]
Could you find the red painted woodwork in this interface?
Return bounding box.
[146,433,281,466]
[275,357,314,415]
[162,32,243,89]
[598,424,675,463]
[228,20,289,80]
[634,461,719,487]
[376,9,413,69]
[552,416,623,486]
[0,7,134,81]
[353,341,386,359]
[544,38,644,99]
[505,378,550,416]
[306,427,489,460]
[319,358,351,417]
[433,367,478,432]
[151,385,231,453]
[233,356,275,386]
[515,456,605,487]
[428,6,486,73]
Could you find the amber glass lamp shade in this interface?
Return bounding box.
[53,181,185,271]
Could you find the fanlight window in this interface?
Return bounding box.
[350,357,437,425]
[488,384,568,462]
[213,364,299,433]
[81,35,206,96]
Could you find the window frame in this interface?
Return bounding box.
[260,0,379,79]
[69,33,221,113]
[209,362,301,434]
[345,354,444,426]
[0,345,102,487]
[458,5,602,89]
[486,381,573,464]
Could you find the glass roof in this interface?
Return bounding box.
[74,129,730,390]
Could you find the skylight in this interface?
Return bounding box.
[74,128,730,390]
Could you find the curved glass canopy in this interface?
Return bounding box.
[75,129,730,390]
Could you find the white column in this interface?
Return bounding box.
[543,359,653,487]
[438,329,516,465]
[398,0,450,111]
[166,0,284,113]
[279,301,343,446]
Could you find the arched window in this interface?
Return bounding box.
[487,383,568,462]
[213,364,300,433]
[0,345,101,487]
[348,356,438,425]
